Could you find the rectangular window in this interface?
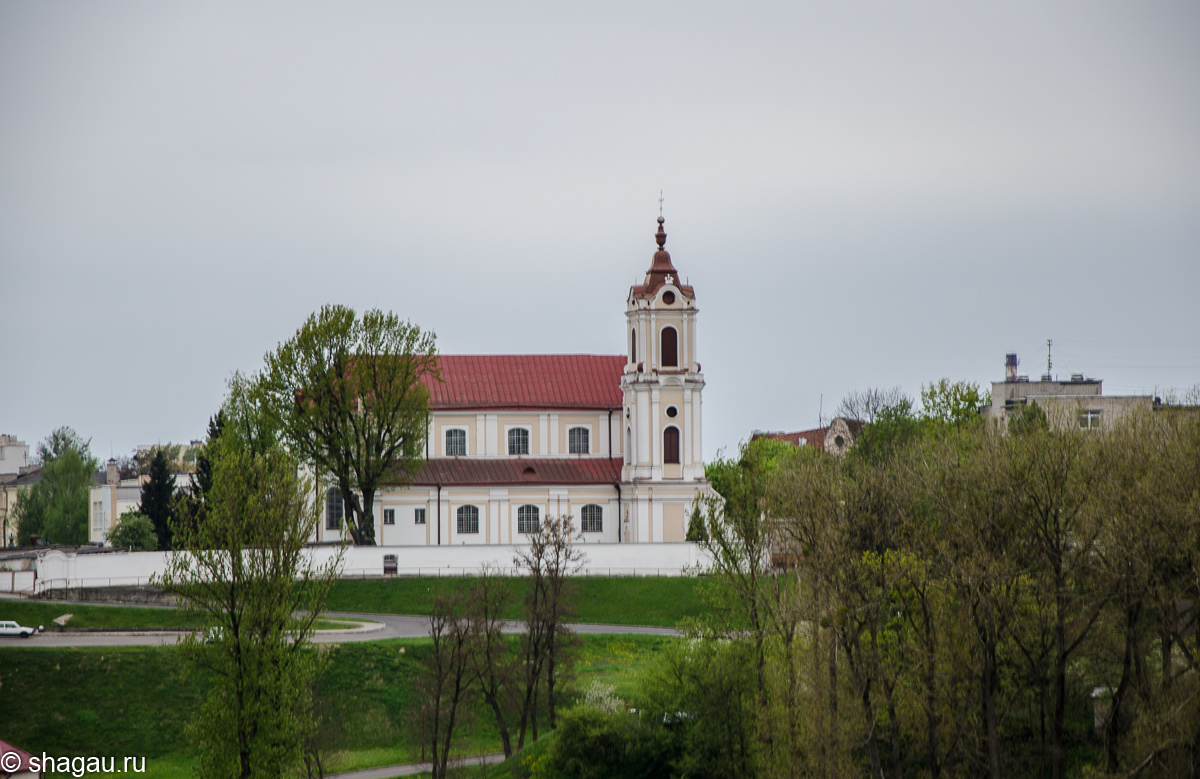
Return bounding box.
[415,508,426,525]
[581,504,603,533]
[508,427,530,455]
[383,508,395,525]
[457,506,480,534]
[568,427,589,454]
[326,489,344,531]
[663,427,681,464]
[445,428,466,456]
[517,504,539,534]
[92,501,104,531]
[1078,409,1102,430]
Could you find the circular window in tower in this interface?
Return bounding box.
[834,435,845,448]
[662,291,676,304]
[666,405,678,418]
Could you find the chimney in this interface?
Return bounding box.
[106,458,119,485]
[1005,353,1019,382]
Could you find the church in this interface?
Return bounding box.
[313,216,708,546]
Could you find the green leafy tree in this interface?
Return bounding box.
[140,448,178,550]
[35,426,91,464]
[257,305,439,545]
[920,377,988,425]
[690,436,815,775]
[158,440,342,779]
[135,442,184,475]
[106,510,157,551]
[14,427,97,545]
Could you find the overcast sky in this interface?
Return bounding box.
[3,2,1198,463]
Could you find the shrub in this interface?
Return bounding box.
[107,511,157,551]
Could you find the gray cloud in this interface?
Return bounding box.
[3,1,1197,458]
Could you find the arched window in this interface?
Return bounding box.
[663,426,681,465]
[630,328,636,362]
[661,326,678,368]
[517,504,540,534]
[325,488,344,531]
[456,505,479,534]
[626,427,632,463]
[445,428,466,456]
[568,427,589,454]
[581,504,603,533]
[508,427,530,455]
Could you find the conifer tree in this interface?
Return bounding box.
[141,448,177,550]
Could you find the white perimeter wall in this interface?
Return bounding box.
[32,543,711,590]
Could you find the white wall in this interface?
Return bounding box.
[32,542,711,591]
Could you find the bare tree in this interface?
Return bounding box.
[465,566,519,758]
[513,514,584,745]
[419,590,475,779]
[835,386,909,423]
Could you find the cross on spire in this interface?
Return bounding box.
[658,190,664,218]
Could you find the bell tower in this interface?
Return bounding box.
[620,216,704,486]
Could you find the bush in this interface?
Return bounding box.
[539,705,680,779]
[107,511,157,551]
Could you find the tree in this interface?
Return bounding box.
[835,386,908,424]
[135,442,184,475]
[464,567,520,758]
[258,305,439,546]
[141,447,178,550]
[690,435,813,774]
[35,425,91,465]
[1007,424,1107,779]
[106,510,157,551]
[157,440,342,779]
[919,378,988,425]
[14,427,97,545]
[514,513,584,743]
[191,411,225,502]
[176,411,226,537]
[418,589,475,779]
[112,452,139,481]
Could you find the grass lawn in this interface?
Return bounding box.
[0,634,675,778]
[2,576,707,632]
[0,600,207,629]
[0,601,372,633]
[327,576,708,627]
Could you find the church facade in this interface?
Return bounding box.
[314,217,708,546]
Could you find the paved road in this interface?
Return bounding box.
[328,752,505,779]
[1,610,679,647]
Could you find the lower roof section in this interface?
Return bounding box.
[401,457,623,488]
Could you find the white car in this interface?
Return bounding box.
[0,620,42,638]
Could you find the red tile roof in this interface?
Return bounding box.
[754,428,828,448]
[424,355,625,411]
[752,420,866,450]
[400,457,623,487]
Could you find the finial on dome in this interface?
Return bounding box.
[655,216,667,249]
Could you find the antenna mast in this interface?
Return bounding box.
[1046,339,1053,380]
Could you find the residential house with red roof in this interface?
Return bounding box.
[312,216,708,546]
[751,417,865,457]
